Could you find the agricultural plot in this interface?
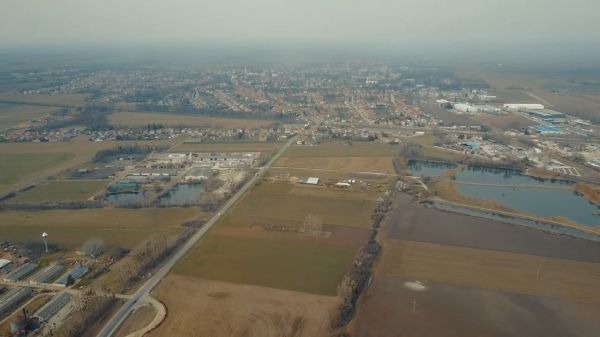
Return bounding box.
[353,193,600,337]
[173,141,280,153]
[275,156,395,174]
[150,275,336,337]
[0,93,89,107]
[10,180,109,203]
[0,103,58,130]
[108,111,277,129]
[175,234,354,295]
[0,153,74,187]
[0,208,199,249]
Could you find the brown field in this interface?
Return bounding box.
[284,142,400,157]
[0,93,89,106]
[108,111,278,129]
[531,91,600,122]
[421,103,534,129]
[0,207,199,249]
[352,193,600,337]
[173,141,280,153]
[274,156,395,174]
[0,103,59,130]
[381,239,600,303]
[149,275,336,337]
[114,303,157,337]
[268,167,394,182]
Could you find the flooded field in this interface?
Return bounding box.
[354,193,600,337]
[158,184,204,206]
[356,277,600,337]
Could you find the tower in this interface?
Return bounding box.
[42,232,48,253]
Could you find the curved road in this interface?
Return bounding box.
[96,136,296,337]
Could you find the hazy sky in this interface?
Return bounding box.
[1,0,599,48]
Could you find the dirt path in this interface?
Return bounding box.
[120,296,166,337]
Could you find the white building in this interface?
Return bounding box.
[503,103,545,111]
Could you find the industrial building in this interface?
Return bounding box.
[526,109,566,120]
[504,103,545,111]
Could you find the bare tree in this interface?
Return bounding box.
[203,176,224,192]
[81,238,105,257]
[301,214,323,236]
[199,192,221,212]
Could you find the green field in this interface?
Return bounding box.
[0,153,75,186]
[11,180,109,202]
[175,234,354,295]
[0,103,58,130]
[0,208,199,249]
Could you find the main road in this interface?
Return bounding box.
[96,136,296,337]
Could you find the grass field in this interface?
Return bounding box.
[0,103,59,130]
[108,111,278,129]
[0,93,89,106]
[11,180,109,202]
[0,153,74,187]
[0,207,199,249]
[222,181,376,228]
[175,234,354,295]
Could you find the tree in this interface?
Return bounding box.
[199,192,220,212]
[81,238,105,257]
[66,274,75,287]
[203,176,224,192]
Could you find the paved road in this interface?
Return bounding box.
[96,136,296,337]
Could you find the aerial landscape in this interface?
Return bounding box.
[1,1,600,337]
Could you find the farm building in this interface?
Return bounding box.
[34,292,72,322]
[3,263,38,282]
[54,264,89,287]
[29,265,65,285]
[304,177,320,185]
[0,287,33,316]
[0,259,11,272]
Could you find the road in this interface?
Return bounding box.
[96,136,296,337]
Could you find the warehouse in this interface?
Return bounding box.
[526,109,566,119]
[504,103,545,111]
[0,259,11,272]
[54,264,89,287]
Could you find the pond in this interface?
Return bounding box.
[106,192,146,207]
[407,160,456,178]
[455,166,574,187]
[457,184,600,227]
[157,184,204,206]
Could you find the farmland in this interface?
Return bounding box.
[175,234,354,295]
[0,207,199,249]
[0,103,59,130]
[10,180,109,203]
[173,141,281,153]
[0,152,74,187]
[150,275,336,337]
[0,93,89,107]
[108,110,278,129]
[353,193,600,337]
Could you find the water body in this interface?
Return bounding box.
[158,184,204,206]
[457,184,600,227]
[455,166,573,187]
[407,160,455,178]
[106,192,145,207]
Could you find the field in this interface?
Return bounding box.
[0,103,59,130]
[175,234,354,295]
[0,207,199,249]
[420,103,534,129]
[353,193,600,337]
[0,152,74,187]
[0,93,89,107]
[108,111,278,129]
[150,275,336,337]
[152,142,393,335]
[173,141,281,153]
[0,138,177,195]
[275,156,395,174]
[10,180,109,202]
